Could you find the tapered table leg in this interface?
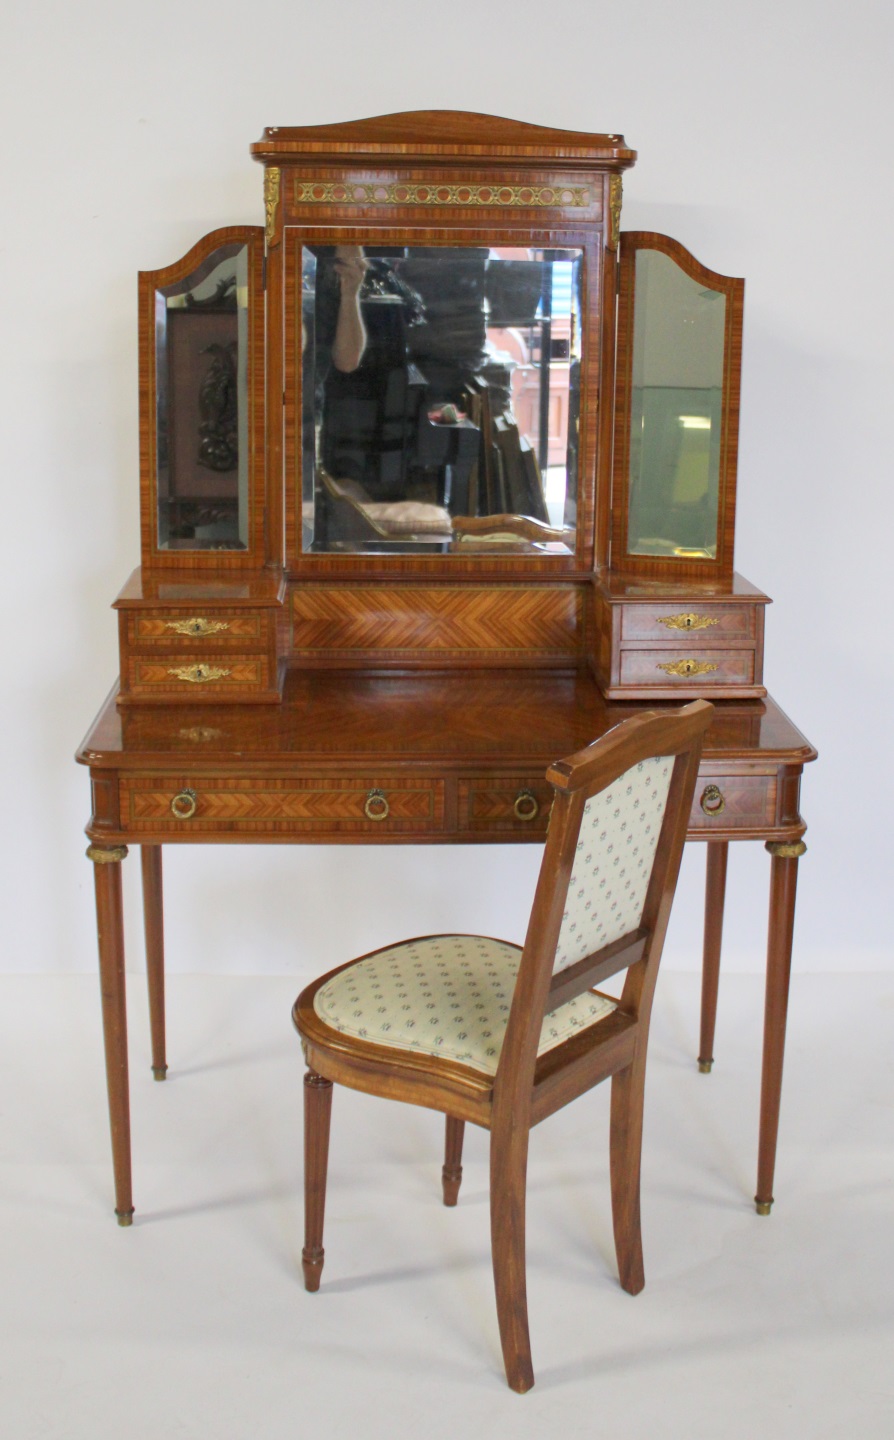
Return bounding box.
[88,843,134,1225]
[141,845,166,1080]
[755,840,807,1215]
[699,841,728,1072]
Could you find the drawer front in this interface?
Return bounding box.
[125,654,270,696]
[620,603,756,643]
[120,776,445,835]
[458,776,553,835]
[619,648,755,687]
[129,612,268,647]
[688,774,777,832]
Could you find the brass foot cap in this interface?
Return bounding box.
[152,1066,168,1081]
[698,1059,714,1073]
[755,1199,773,1216]
[116,1209,135,1227]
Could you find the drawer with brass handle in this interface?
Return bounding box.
[687,774,777,833]
[119,652,283,705]
[120,775,445,835]
[618,648,755,688]
[128,611,268,646]
[620,604,756,642]
[458,777,552,835]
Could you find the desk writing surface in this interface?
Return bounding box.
[79,666,815,771]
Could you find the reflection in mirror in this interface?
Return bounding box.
[627,249,726,559]
[155,243,249,550]
[300,245,583,555]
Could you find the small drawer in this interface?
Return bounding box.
[120,775,445,835]
[458,776,553,834]
[620,604,755,643]
[688,774,777,832]
[618,648,755,687]
[125,653,271,696]
[129,611,269,647]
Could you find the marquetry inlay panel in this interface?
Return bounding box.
[291,586,582,661]
[121,776,445,835]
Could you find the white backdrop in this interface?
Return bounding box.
[2,0,891,977]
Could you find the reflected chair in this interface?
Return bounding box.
[292,700,713,1392]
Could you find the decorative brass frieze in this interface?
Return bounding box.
[86,844,128,864]
[765,840,807,859]
[609,174,622,250]
[167,663,232,684]
[264,166,281,244]
[657,612,719,632]
[656,659,719,677]
[165,618,232,637]
[294,180,591,209]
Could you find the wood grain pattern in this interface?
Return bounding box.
[121,775,445,834]
[290,585,582,662]
[251,111,637,170]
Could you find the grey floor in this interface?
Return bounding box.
[2,970,892,1438]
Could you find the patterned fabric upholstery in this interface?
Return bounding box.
[553,756,673,974]
[313,935,616,1076]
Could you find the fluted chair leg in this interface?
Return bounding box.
[609,1058,646,1296]
[490,1124,534,1393]
[442,1116,465,1206]
[303,1070,333,1292]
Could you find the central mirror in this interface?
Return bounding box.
[300,244,583,555]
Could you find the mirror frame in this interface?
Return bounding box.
[138,225,267,570]
[610,231,744,583]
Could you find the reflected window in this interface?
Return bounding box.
[155,244,250,550]
[300,245,583,555]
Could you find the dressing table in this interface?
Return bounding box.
[77,112,816,1226]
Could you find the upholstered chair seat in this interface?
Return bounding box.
[313,934,617,1076]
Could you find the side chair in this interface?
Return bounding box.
[292,699,713,1392]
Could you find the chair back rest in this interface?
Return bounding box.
[552,753,674,977]
[494,700,713,1102]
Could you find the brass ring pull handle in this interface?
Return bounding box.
[513,789,540,823]
[170,788,198,820]
[700,784,726,817]
[364,788,390,822]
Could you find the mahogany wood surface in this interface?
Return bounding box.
[699,841,728,1071]
[442,1116,464,1206]
[291,702,712,1390]
[301,1071,333,1291]
[251,111,637,169]
[90,848,134,1224]
[140,845,166,1080]
[756,847,803,1213]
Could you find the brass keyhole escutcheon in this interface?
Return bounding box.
[513,789,540,823]
[170,788,198,820]
[700,784,726,816]
[364,788,390,821]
